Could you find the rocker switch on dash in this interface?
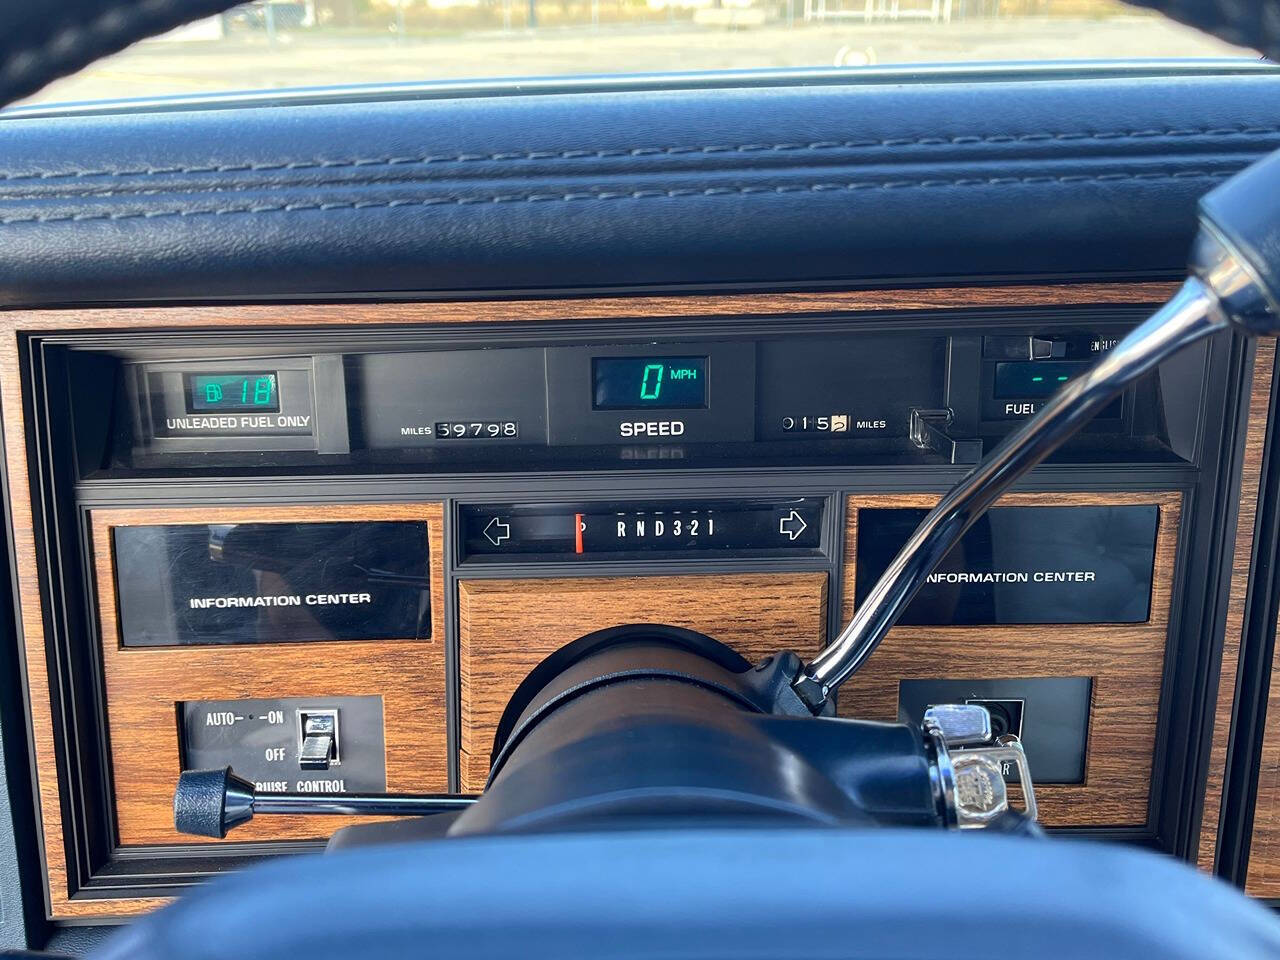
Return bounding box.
[298,710,339,770]
[982,335,1072,360]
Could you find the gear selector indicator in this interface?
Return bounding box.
[459,497,825,562]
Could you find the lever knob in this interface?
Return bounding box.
[175,767,255,839]
[1196,150,1280,334]
[173,767,477,838]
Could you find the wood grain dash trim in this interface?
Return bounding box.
[1199,340,1276,873]
[840,491,1183,827]
[63,503,445,917]
[0,283,1176,333]
[457,572,828,792]
[0,280,1177,918]
[1244,346,1280,895]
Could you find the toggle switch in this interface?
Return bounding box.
[298,710,339,770]
[982,335,1089,361]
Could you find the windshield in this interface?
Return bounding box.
[18,0,1260,108]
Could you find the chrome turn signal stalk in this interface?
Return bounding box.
[794,148,1280,714]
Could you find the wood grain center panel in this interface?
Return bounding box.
[457,572,828,792]
[839,491,1182,828]
[90,503,448,847]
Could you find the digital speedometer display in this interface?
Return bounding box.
[592,356,707,410]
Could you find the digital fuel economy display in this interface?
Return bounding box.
[993,361,1088,400]
[592,356,707,410]
[185,373,280,413]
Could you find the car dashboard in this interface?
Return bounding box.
[1,57,1280,948]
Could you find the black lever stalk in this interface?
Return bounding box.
[174,767,477,839]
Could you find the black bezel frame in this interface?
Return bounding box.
[0,299,1256,927]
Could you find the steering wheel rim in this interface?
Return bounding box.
[95,828,1280,960]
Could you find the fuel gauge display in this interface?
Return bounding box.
[186,372,280,412]
[993,361,1090,399]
